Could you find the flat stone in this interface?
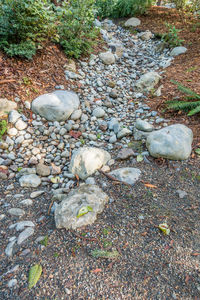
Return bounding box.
[109,167,141,185]
[136,119,154,132]
[5,239,16,257]
[170,46,187,57]
[176,189,187,199]
[7,128,18,136]
[116,148,135,160]
[70,109,82,120]
[54,184,109,230]
[31,90,80,121]
[8,110,21,124]
[69,147,111,180]
[19,174,41,188]
[30,190,44,198]
[135,72,161,92]
[117,128,132,139]
[36,163,50,177]
[93,107,105,118]
[99,52,115,65]
[17,227,34,245]
[8,279,18,288]
[15,119,27,130]
[10,221,35,231]
[8,208,25,217]
[19,199,33,206]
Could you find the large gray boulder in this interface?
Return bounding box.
[0,99,17,117]
[54,184,109,230]
[135,72,161,93]
[146,124,193,160]
[69,147,111,179]
[31,90,80,121]
[124,17,141,27]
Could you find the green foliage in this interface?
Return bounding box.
[39,235,48,247]
[57,0,98,58]
[0,0,56,59]
[0,120,7,139]
[162,23,184,48]
[91,249,120,259]
[95,0,154,18]
[28,264,42,289]
[167,80,200,116]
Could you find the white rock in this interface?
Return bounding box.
[8,110,21,124]
[70,109,82,120]
[8,208,25,217]
[146,124,193,160]
[99,52,115,65]
[117,128,132,139]
[135,72,161,92]
[17,227,34,245]
[19,174,41,188]
[31,90,80,121]
[85,177,96,185]
[54,184,109,230]
[15,135,24,144]
[15,119,27,130]
[170,46,187,57]
[8,279,18,288]
[7,128,18,136]
[30,190,44,198]
[0,98,17,117]
[69,147,111,179]
[124,17,141,27]
[93,107,105,118]
[109,167,141,185]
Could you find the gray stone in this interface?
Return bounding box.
[8,279,18,288]
[69,147,111,179]
[36,163,50,177]
[31,90,80,121]
[19,174,41,188]
[30,190,44,198]
[146,124,193,160]
[19,199,33,206]
[10,221,35,231]
[117,128,132,139]
[124,17,141,27]
[5,239,16,257]
[170,46,187,57]
[116,148,135,160]
[136,119,154,132]
[109,167,141,185]
[176,189,187,199]
[139,30,153,40]
[70,109,82,120]
[8,208,25,217]
[0,98,17,117]
[93,107,105,118]
[8,110,21,124]
[54,184,109,230]
[85,177,96,185]
[99,52,115,65]
[135,72,161,92]
[17,227,34,245]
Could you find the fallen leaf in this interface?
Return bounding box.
[191,252,200,256]
[28,264,42,289]
[77,206,93,218]
[69,130,82,139]
[158,223,170,235]
[144,183,157,188]
[185,274,190,284]
[91,268,102,273]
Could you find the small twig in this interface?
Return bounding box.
[99,169,131,186]
[47,199,54,215]
[0,79,16,84]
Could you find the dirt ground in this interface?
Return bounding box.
[0,5,200,300]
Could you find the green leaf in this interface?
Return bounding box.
[28,264,42,289]
[136,154,143,162]
[39,235,48,247]
[158,223,170,235]
[77,206,93,218]
[195,148,200,155]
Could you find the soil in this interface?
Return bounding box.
[0,5,200,300]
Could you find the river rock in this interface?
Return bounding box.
[8,110,21,124]
[31,90,80,121]
[135,72,161,92]
[99,52,115,65]
[54,184,109,230]
[146,124,193,160]
[109,167,141,185]
[69,147,111,179]
[136,119,154,132]
[124,17,141,27]
[19,174,41,187]
[170,46,187,57]
[0,98,17,117]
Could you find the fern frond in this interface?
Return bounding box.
[166,100,198,111]
[186,96,200,100]
[188,104,200,116]
[171,80,200,98]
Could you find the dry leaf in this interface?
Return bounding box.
[91,268,102,273]
[144,183,157,188]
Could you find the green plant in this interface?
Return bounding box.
[57,0,98,58]
[0,0,56,59]
[161,23,184,48]
[95,0,117,18]
[114,0,153,17]
[0,120,7,139]
[166,80,200,116]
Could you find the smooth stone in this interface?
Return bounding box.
[17,227,34,245]
[8,279,18,288]
[36,163,50,177]
[170,46,187,57]
[70,109,82,120]
[135,72,161,92]
[99,52,115,65]
[146,124,193,160]
[116,148,135,160]
[10,221,35,231]
[8,208,25,217]
[93,107,105,118]
[30,190,44,198]
[176,189,187,199]
[135,119,154,132]
[109,167,141,185]
[85,177,96,185]
[117,128,132,139]
[19,199,33,206]
[8,110,21,124]
[15,119,27,130]
[124,17,141,27]
[5,239,16,257]
[31,90,80,121]
[69,147,111,180]
[19,174,41,188]
[54,184,109,230]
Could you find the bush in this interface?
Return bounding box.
[0,0,56,59]
[161,23,184,48]
[95,0,117,18]
[57,0,98,58]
